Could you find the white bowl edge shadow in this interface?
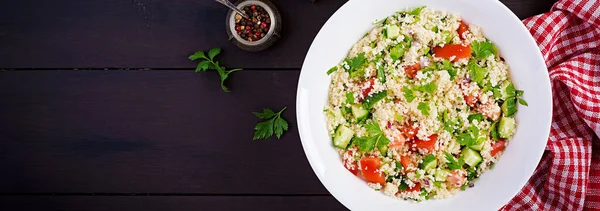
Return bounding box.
[297,0,552,210]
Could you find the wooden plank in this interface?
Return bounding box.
[0,70,331,194]
[0,0,347,69]
[0,196,348,211]
[0,0,555,69]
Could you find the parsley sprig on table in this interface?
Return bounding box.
[253,107,289,140]
[189,48,242,92]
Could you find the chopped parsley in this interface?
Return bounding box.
[456,124,480,146]
[346,92,355,104]
[344,52,366,73]
[417,102,431,116]
[416,81,437,94]
[403,86,416,102]
[355,121,390,154]
[468,60,488,86]
[467,113,484,123]
[444,151,465,170]
[471,40,498,58]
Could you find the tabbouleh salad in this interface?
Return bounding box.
[324,6,527,201]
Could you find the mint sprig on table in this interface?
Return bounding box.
[253,107,289,140]
[189,48,242,92]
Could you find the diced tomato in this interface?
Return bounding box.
[400,155,414,170]
[400,123,419,140]
[413,134,437,153]
[342,151,359,175]
[464,95,478,107]
[447,170,466,187]
[389,135,406,149]
[404,63,421,79]
[404,182,421,192]
[360,156,385,184]
[457,20,469,40]
[359,78,376,101]
[433,44,471,62]
[490,140,506,156]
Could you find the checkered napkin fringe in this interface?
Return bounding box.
[501,0,600,210]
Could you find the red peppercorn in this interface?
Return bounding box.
[235,4,271,42]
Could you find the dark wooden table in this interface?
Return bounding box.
[0,0,555,210]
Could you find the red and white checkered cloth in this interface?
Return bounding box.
[501,0,600,210]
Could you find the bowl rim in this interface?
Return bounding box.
[296,0,552,210]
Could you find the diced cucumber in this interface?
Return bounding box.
[499,81,516,100]
[435,169,451,181]
[333,125,354,149]
[386,25,400,39]
[420,154,437,172]
[498,116,516,138]
[469,134,487,151]
[351,104,369,121]
[462,148,482,167]
[501,98,517,117]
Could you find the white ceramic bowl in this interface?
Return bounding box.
[296,0,552,210]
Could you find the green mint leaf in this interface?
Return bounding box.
[189,51,207,61]
[346,92,355,104]
[253,107,288,140]
[468,60,488,86]
[327,66,338,75]
[417,102,430,116]
[471,40,498,58]
[518,98,528,106]
[363,91,387,110]
[208,48,221,60]
[404,86,416,102]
